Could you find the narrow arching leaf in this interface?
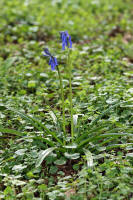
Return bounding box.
[36,147,56,168]
[76,124,107,143]
[0,127,26,136]
[94,133,133,140]
[7,107,43,132]
[31,136,55,147]
[6,107,63,145]
[78,133,133,149]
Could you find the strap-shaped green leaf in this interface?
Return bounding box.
[0,127,26,136]
[78,133,133,149]
[36,147,57,168]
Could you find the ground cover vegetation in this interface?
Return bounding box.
[0,0,133,199]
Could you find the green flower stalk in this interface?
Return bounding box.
[57,65,66,139]
[59,31,74,141]
[67,49,74,142]
[43,48,66,142]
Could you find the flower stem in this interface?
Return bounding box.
[57,65,66,139]
[67,49,74,142]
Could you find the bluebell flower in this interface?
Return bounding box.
[60,31,72,50]
[43,48,58,71]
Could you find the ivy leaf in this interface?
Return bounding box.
[12,164,27,171]
[54,157,66,165]
[64,152,80,160]
[15,149,27,156]
[84,149,93,168]
[49,111,57,124]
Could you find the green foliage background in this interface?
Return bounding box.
[0,0,133,199]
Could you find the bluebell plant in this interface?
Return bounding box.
[43,47,66,139]
[43,48,58,71]
[59,31,74,141]
[43,31,74,143]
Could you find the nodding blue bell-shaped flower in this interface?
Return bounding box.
[43,48,58,71]
[60,31,72,50]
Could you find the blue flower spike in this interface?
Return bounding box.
[43,48,58,71]
[60,31,72,50]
